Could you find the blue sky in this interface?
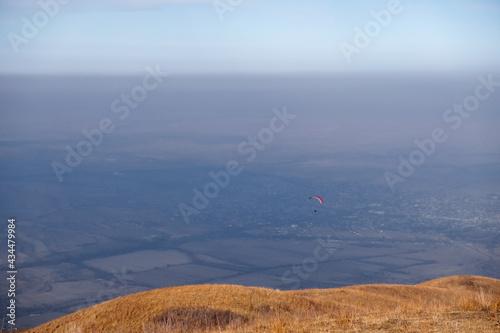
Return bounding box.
[0,0,499,74]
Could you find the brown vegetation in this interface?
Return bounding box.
[25,275,500,333]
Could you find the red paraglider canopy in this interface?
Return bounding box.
[309,195,323,204]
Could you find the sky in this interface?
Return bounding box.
[0,0,499,74]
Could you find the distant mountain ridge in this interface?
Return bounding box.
[23,275,500,333]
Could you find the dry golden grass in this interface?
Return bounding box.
[25,275,500,333]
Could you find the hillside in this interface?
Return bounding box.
[25,275,500,333]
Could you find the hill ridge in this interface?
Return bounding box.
[25,275,500,333]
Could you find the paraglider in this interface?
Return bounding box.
[309,195,323,212]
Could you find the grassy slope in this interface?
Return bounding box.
[25,275,500,333]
